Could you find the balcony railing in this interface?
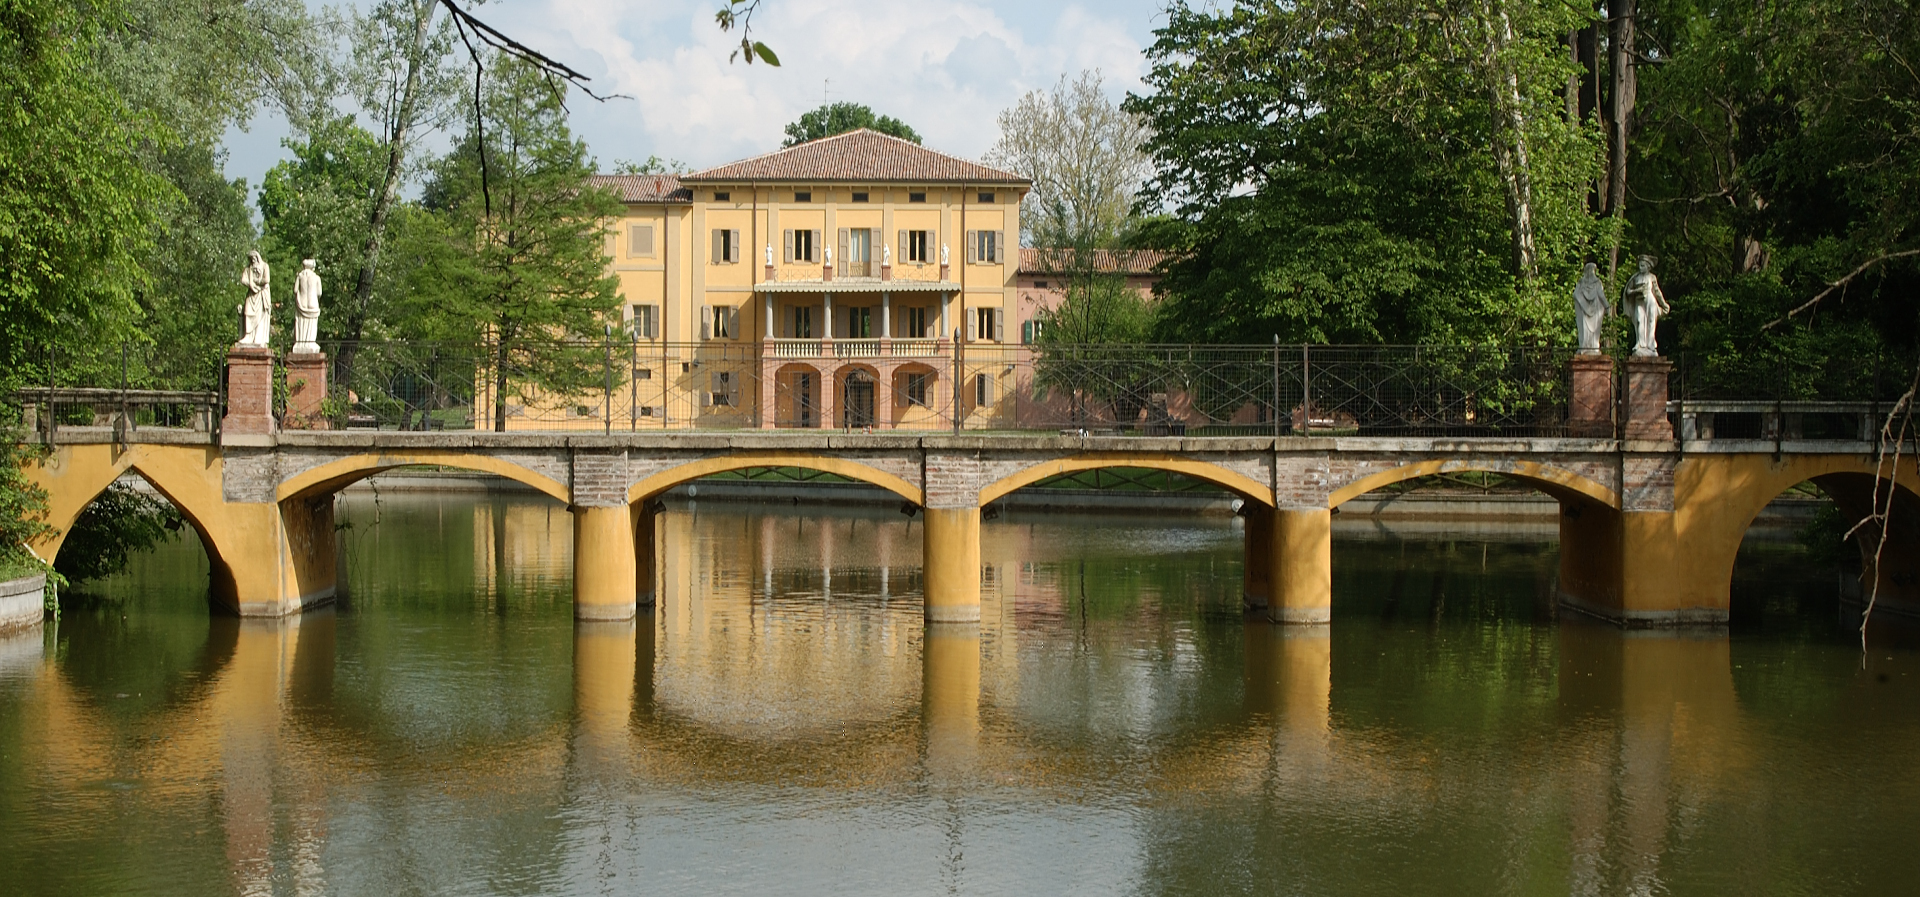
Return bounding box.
[835,339,881,358]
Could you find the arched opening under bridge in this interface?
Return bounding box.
[1322,459,1622,624]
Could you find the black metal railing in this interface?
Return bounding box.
[12,338,1909,441]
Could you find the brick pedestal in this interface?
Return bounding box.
[285,352,329,430]
[222,346,276,439]
[1623,356,1673,441]
[1568,354,1615,437]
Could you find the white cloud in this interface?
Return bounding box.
[223,0,1163,188]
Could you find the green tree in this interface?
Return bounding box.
[781,101,921,146]
[1126,0,1602,345]
[1631,0,1920,396]
[986,71,1151,248]
[416,56,623,431]
[257,115,389,342]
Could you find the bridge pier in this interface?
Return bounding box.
[1267,508,1332,624]
[573,505,638,621]
[922,507,981,623]
[631,502,657,607]
[1242,504,1271,610]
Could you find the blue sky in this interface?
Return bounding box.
[222,0,1176,196]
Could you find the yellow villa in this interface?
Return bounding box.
[494,129,1031,430]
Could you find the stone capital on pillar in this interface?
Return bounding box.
[1624,357,1673,441]
[1568,354,1615,438]
[222,346,276,441]
[284,352,329,430]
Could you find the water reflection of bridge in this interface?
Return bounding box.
[11,584,1916,892]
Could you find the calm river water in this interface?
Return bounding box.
[3,492,1918,896]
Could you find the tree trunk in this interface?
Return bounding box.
[1484,1,1538,278]
[1576,20,1601,213]
[1606,0,1636,275]
[343,0,436,386]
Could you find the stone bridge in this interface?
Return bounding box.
[23,427,1919,628]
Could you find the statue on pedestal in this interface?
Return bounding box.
[883,243,892,266]
[237,251,272,348]
[1624,255,1670,357]
[941,243,949,266]
[1574,262,1607,354]
[293,259,322,354]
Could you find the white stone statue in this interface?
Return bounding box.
[765,244,773,266]
[825,245,833,267]
[883,243,892,266]
[941,243,949,266]
[237,250,272,348]
[1574,262,1607,354]
[293,259,322,354]
[1624,255,1670,357]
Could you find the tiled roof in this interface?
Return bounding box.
[1019,248,1170,275]
[680,129,1029,185]
[586,174,692,203]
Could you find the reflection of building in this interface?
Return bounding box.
[497,130,1032,430]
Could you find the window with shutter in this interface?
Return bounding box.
[726,306,740,339]
[966,308,978,341]
[630,304,658,339]
[729,229,741,263]
[966,230,978,263]
[975,373,994,407]
[905,372,928,406]
[992,308,1004,342]
[809,229,822,263]
[838,228,849,269]
[700,305,713,340]
[711,229,722,264]
[783,229,794,263]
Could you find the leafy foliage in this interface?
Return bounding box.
[1125,0,1602,345]
[412,56,623,429]
[781,102,920,146]
[53,481,183,583]
[986,71,1151,248]
[1633,0,1920,393]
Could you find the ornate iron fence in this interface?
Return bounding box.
[17,338,1907,439]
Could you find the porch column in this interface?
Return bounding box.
[938,291,950,345]
[1267,508,1331,624]
[817,363,837,429]
[764,291,774,339]
[881,291,892,341]
[874,362,894,429]
[923,507,981,624]
[824,292,835,342]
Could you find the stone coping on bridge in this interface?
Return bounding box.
[28,427,1905,457]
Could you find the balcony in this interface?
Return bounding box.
[835,339,881,359]
[771,339,822,358]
